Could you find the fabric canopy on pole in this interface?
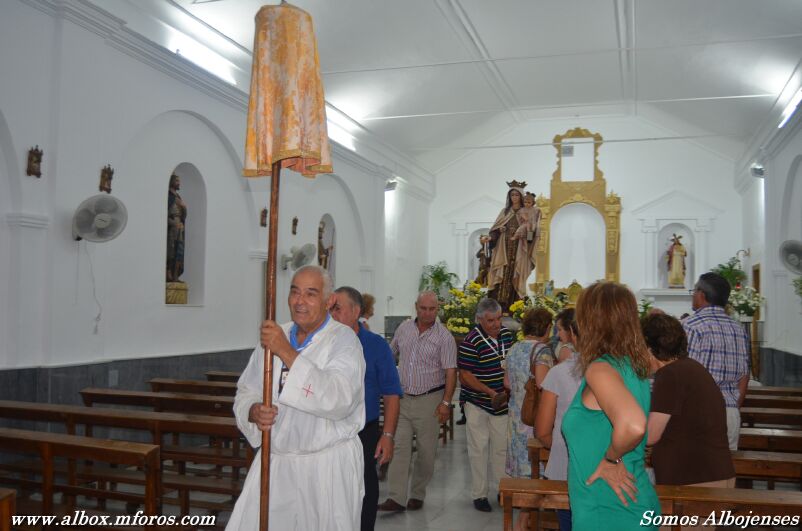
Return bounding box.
[242,3,331,530]
[244,3,333,178]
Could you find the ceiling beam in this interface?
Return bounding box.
[359,93,777,122]
[434,0,522,123]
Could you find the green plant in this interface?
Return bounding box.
[419,261,459,300]
[793,277,802,300]
[711,257,747,288]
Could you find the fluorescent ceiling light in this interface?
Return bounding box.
[777,88,802,129]
[169,32,237,85]
[327,120,356,151]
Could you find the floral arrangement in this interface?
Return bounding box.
[510,293,569,321]
[638,298,654,320]
[711,257,747,288]
[509,293,568,340]
[728,286,765,318]
[442,281,485,335]
[794,277,802,301]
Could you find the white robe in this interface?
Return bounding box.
[226,318,366,531]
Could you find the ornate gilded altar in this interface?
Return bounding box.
[531,127,621,294]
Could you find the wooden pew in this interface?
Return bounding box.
[527,438,802,486]
[0,488,15,531]
[81,388,234,417]
[499,478,802,531]
[0,427,159,528]
[741,407,802,428]
[747,386,802,397]
[149,378,236,396]
[0,401,247,515]
[743,395,802,410]
[739,427,802,453]
[205,371,240,383]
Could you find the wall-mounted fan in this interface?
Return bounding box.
[281,244,316,271]
[780,240,802,275]
[72,194,128,242]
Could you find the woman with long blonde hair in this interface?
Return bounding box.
[561,282,660,530]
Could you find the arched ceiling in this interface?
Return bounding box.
[98,0,802,173]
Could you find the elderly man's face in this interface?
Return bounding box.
[415,294,439,327]
[289,269,331,332]
[478,310,503,339]
[330,292,361,331]
[691,285,704,311]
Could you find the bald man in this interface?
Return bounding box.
[378,291,457,512]
[227,266,366,531]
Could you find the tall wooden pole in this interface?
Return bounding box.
[259,161,281,531]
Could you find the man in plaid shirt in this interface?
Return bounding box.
[683,272,750,450]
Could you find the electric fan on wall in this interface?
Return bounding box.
[72,194,128,242]
[281,244,317,270]
[780,240,802,274]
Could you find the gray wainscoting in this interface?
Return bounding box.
[759,347,802,387]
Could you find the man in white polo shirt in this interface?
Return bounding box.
[378,291,457,512]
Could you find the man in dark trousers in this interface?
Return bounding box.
[331,286,402,530]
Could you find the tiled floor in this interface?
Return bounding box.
[375,422,507,531]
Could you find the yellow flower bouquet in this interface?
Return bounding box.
[442,281,485,335]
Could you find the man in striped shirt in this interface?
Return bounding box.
[378,291,457,512]
[458,298,514,512]
[683,272,750,450]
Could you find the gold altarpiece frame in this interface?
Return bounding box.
[532,127,621,295]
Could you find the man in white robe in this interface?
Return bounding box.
[226,265,366,531]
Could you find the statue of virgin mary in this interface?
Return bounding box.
[480,180,540,312]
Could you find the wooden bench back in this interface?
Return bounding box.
[499,478,802,531]
[149,378,236,396]
[81,387,234,416]
[743,395,802,410]
[205,371,240,383]
[527,438,802,482]
[741,407,802,428]
[0,427,159,522]
[747,386,802,397]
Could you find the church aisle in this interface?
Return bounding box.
[375,423,504,531]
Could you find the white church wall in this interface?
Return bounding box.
[385,185,430,319]
[762,117,802,357]
[430,116,742,312]
[0,0,401,368]
[738,177,765,286]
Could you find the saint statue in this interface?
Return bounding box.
[166,174,187,283]
[666,233,687,288]
[318,220,333,271]
[480,181,541,312]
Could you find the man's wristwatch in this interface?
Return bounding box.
[441,400,451,407]
[382,432,394,440]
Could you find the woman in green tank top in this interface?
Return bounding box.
[561,282,660,530]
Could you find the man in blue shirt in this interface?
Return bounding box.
[331,286,402,531]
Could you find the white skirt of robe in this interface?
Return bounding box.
[226,437,364,531]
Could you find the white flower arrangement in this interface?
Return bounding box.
[728,286,765,317]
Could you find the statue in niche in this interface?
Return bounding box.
[26,146,43,178]
[666,233,687,288]
[480,181,541,312]
[99,165,114,194]
[318,220,333,271]
[166,173,187,283]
